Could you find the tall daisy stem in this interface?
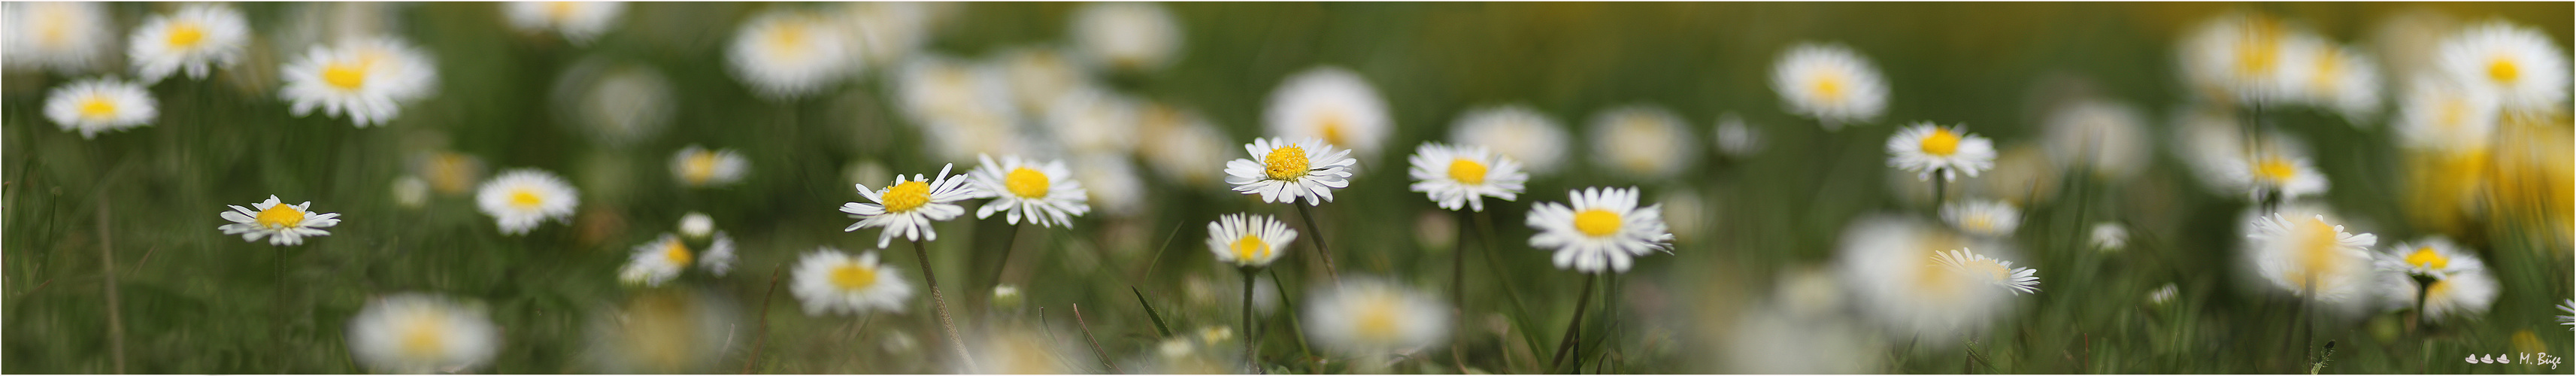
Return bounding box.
[1932,173,1949,217]
[1548,274,1599,371]
[1241,266,1262,373]
[911,239,977,370]
[1293,205,1343,286]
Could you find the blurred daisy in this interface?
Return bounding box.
[43,77,156,138]
[580,289,740,373]
[414,150,486,196]
[1223,138,1356,206]
[1044,86,1141,155]
[2042,99,2149,181]
[677,212,714,239]
[837,2,930,67]
[128,3,250,83]
[2247,213,2378,301]
[552,61,674,147]
[618,234,696,287]
[1265,67,1391,158]
[670,145,749,187]
[1932,248,2040,295]
[1449,105,1571,175]
[790,247,914,316]
[1068,153,1145,217]
[1071,2,1182,72]
[1527,186,1675,274]
[699,232,735,276]
[392,176,429,209]
[1001,47,1082,116]
[1712,113,1767,158]
[280,37,439,126]
[1208,213,1296,268]
[2147,284,2179,305]
[1771,42,1889,127]
[3,2,111,73]
[1302,278,1450,356]
[476,168,580,235]
[1406,142,1529,212]
[347,293,502,374]
[1138,105,1230,187]
[1588,105,1700,180]
[956,325,1077,374]
[2416,270,2499,322]
[968,154,1091,227]
[2278,37,2384,122]
[726,10,852,99]
[2393,75,2499,152]
[2177,12,2296,104]
[2090,222,2128,251]
[2436,20,2568,113]
[1885,122,1997,182]
[893,56,1028,162]
[1832,215,2003,344]
[2374,237,2486,277]
[841,163,977,248]
[504,2,626,44]
[2223,153,2328,202]
[217,195,344,246]
[1939,199,2020,238]
[2558,299,2573,330]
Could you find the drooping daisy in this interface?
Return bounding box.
[1223,138,1357,206]
[475,168,580,235]
[1207,213,1297,268]
[1713,112,1768,158]
[677,212,714,239]
[841,163,977,248]
[618,234,696,287]
[1931,248,2041,295]
[3,2,111,73]
[2435,20,2569,113]
[217,195,344,246]
[1527,186,1675,274]
[1939,199,2020,238]
[2393,75,2499,153]
[503,2,626,44]
[1771,42,1889,127]
[726,9,852,99]
[1588,105,1701,180]
[2374,237,2487,277]
[280,37,439,126]
[2277,37,2384,122]
[1885,122,1998,182]
[1449,105,1571,175]
[1832,214,2005,344]
[968,154,1091,227]
[1264,67,1392,159]
[2223,152,2329,202]
[127,3,250,83]
[670,145,749,187]
[1407,142,1529,212]
[700,232,735,276]
[2417,270,2499,322]
[346,293,503,374]
[2177,11,2297,105]
[1302,278,1451,356]
[2090,222,2129,251]
[789,247,914,316]
[1071,2,1183,72]
[42,77,156,138]
[2042,99,2149,181]
[2247,213,2379,301]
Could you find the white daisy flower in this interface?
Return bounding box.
[2556,299,2573,330]
[2374,237,2487,277]
[504,2,626,44]
[1223,138,1357,206]
[2042,99,2149,181]
[617,234,695,287]
[1885,122,1997,182]
[1406,142,1529,212]
[2172,106,2317,197]
[1207,213,1297,268]
[670,145,750,187]
[578,289,741,374]
[893,56,1029,162]
[726,10,853,99]
[2177,12,2297,105]
[2436,20,2568,113]
[1302,278,1451,356]
[2090,222,2128,251]
[1587,105,1700,180]
[1932,248,2041,295]
[3,2,111,73]
[968,154,1091,227]
[1713,112,1767,158]
[2393,74,2499,153]
[841,163,977,248]
[2419,269,2500,322]
[836,2,932,67]
[792,247,914,316]
[1044,86,1141,155]
[1002,47,1083,116]
[1448,105,1571,175]
[2247,213,2379,301]
[700,232,735,277]
[1527,186,1675,274]
[217,195,344,246]
[346,293,502,374]
[1939,199,2020,238]
[127,3,250,83]
[2223,152,2329,202]
[280,37,439,127]
[392,176,429,209]
[1068,153,1145,217]
[1831,215,2032,344]
[2277,37,2384,122]
[552,60,674,147]
[1071,2,1183,72]
[475,168,580,235]
[43,77,156,139]
[1265,67,1392,159]
[1771,42,1889,127]
[677,211,714,239]
[1138,104,1231,187]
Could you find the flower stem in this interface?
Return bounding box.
[1548,274,1599,371]
[1293,205,1342,286]
[911,239,977,371]
[1241,266,1262,373]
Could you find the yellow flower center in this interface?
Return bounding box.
[661,240,692,266]
[881,180,931,213]
[1262,145,1311,180]
[829,262,879,290]
[1231,235,1270,263]
[1812,73,1845,102]
[2255,157,2297,183]
[428,153,475,194]
[1918,128,1961,156]
[78,97,117,119]
[1318,115,1349,147]
[508,188,545,209]
[166,22,205,48]
[546,2,577,22]
[2403,247,2449,271]
[2487,57,2520,83]
[2234,20,2282,77]
[2309,51,2342,92]
[1351,294,1402,343]
[682,152,720,183]
[768,21,809,59]
[323,61,368,90]
[1963,216,1995,233]
[1573,209,1622,237]
[1447,158,1487,184]
[397,314,448,360]
[2290,217,2344,291]
[255,203,308,229]
[1004,167,1050,199]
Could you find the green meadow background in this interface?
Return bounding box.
[5,2,2572,374]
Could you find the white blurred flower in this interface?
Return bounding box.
[671,145,750,187]
[1406,142,1528,212]
[476,168,581,235]
[2042,99,2149,181]
[2247,212,2378,302]
[392,176,430,209]
[2393,74,2499,153]
[2147,284,2179,305]
[1939,199,2020,238]
[1772,42,1889,127]
[619,234,696,287]
[553,60,674,147]
[1832,215,2008,344]
[2436,20,2568,113]
[128,3,250,83]
[280,37,439,126]
[1068,153,1145,217]
[1932,248,2041,295]
[1265,67,1392,159]
[791,247,914,316]
[347,293,502,374]
[836,2,935,67]
[1449,105,1571,175]
[1044,86,1141,155]
[1527,186,1674,274]
[217,195,344,246]
[2278,36,2384,122]
[2222,152,2328,202]
[1001,47,1084,116]
[1885,122,1996,182]
[1072,2,1183,72]
[2177,11,2299,105]
[895,56,1029,162]
[677,212,714,239]
[505,2,626,44]
[43,77,156,138]
[1588,105,1699,180]
[1712,113,1766,158]
[1138,104,1231,187]
[1303,278,1450,356]
[2090,222,2128,251]
[726,10,852,99]
[4,2,111,73]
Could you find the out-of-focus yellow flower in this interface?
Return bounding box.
[2487,114,2573,251]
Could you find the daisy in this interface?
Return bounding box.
[1885,122,1997,182]
[217,195,344,246]
[392,176,429,209]
[2374,237,2486,277]
[836,2,932,67]
[2393,75,2499,153]
[790,247,914,316]
[346,293,502,374]
[1071,2,1183,72]
[677,211,714,239]
[1206,213,1297,268]
[1713,112,1767,158]
[1068,153,1144,217]
[841,163,977,248]
[555,61,674,147]
[1771,42,1889,127]
[42,77,156,138]
[579,289,741,373]
[414,150,486,196]
[670,145,750,187]
[700,232,735,276]
[726,9,852,99]
[2223,152,2329,202]
[2042,99,2148,181]
[2147,284,2179,305]
[1527,186,1675,274]
[1832,215,2005,344]
[475,168,580,235]
[127,3,250,83]
[968,154,1091,227]
[1939,199,2020,238]
[2247,213,2378,301]
[1223,138,1357,206]
[280,37,439,126]
[1138,105,1231,187]
[1265,67,1392,159]
[1044,86,1141,155]
[2436,20,2568,113]
[2557,299,2573,330]
[503,2,626,44]
[2416,270,2499,322]
[1002,47,1082,116]
[617,234,695,287]
[1449,105,1571,175]
[2177,11,2296,105]
[1302,278,1451,356]
[2277,37,2384,122]
[1588,105,1700,180]
[2090,222,2128,251]
[3,2,111,73]
[893,56,1028,161]
[1407,143,1529,212]
[1932,248,2041,295]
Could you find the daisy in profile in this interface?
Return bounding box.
[2042,99,2149,181]
[1207,213,1296,268]
[1885,122,1997,182]
[618,234,696,287]
[1832,215,2005,344]
[1713,112,1767,158]
[2393,75,2499,153]
[726,9,852,99]
[2375,237,2485,277]
[280,37,439,126]
[670,145,749,187]
[1588,105,1700,180]
[1527,186,1675,274]
[2436,20,2568,113]
[1932,248,2041,295]
[127,3,250,83]
[2223,152,2328,202]
[1939,199,2020,238]
[2374,238,2496,321]
[217,195,343,246]
[2247,212,2378,301]
[1071,2,1182,72]
[1265,67,1391,158]
[43,77,156,138]
[841,163,976,248]
[3,2,111,73]
[789,247,914,316]
[1449,105,1571,175]
[1224,138,1357,206]
[346,293,502,374]
[967,154,1091,227]
[503,2,626,44]
[1302,278,1451,359]
[1771,42,1889,128]
[475,168,580,235]
[1407,142,1528,212]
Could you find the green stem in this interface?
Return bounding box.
[1242,266,1262,373]
[911,239,977,371]
[1293,205,1342,286]
[1549,274,1599,372]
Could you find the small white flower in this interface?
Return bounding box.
[280,37,439,126]
[2177,12,2298,105]
[217,195,344,246]
[1407,143,1529,212]
[968,154,1092,227]
[2436,20,2568,113]
[1207,213,1297,268]
[726,10,853,99]
[2041,99,2149,181]
[1772,42,1889,127]
[2393,74,2499,153]
[1302,278,1450,356]
[2147,284,2179,305]
[677,212,714,239]
[2417,270,2499,322]
[3,2,111,73]
[2247,213,2379,302]
[670,145,750,187]
[1527,186,1675,274]
[2374,237,2487,277]
[1931,248,2040,295]
[2090,223,2128,251]
[1448,105,1571,175]
[1265,67,1392,159]
[700,232,735,277]
[127,3,250,83]
[1223,138,1358,206]
[1713,113,1767,158]
[1071,2,1183,72]
[43,77,156,138]
[1138,104,1232,187]
[1885,122,1997,182]
[2277,37,2384,122]
[346,293,502,374]
[2223,153,2328,202]
[1939,199,2020,238]
[475,168,580,235]
[504,2,626,44]
[617,234,695,287]
[841,163,977,248]
[791,247,913,317]
[1588,105,1700,180]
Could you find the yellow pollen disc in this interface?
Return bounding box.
[683,152,720,183]
[2310,53,2342,92]
[2487,57,2520,83]
[1573,209,1623,237]
[1965,217,1994,232]
[1262,145,1311,180]
[1812,74,1845,102]
[661,241,692,265]
[1231,235,1269,262]
[2235,20,2281,77]
[255,203,308,229]
[323,62,368,90]
[1352,295,1402,342]
[78,97,116,118]
[880,180,932,213]
[1004,167,1050,198]
[2424,278,2452,299]
[546,2,577,21]
[769,22,808,57]
[397,315,448,359]
[1447,158,1487,184]
[2404,247,2449,270]
[2291,217,2343,290]
[1918,128,1962,156]
[2255,157,2297,182]
[166,23,205,48]
[1318,116,1348,147]
[829,263,878,290]
[508,189,544,208]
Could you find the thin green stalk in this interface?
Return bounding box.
[1549,274,1599,371]
[1293,205,1343,286]
[1241,266,1262,373]
[910,239,977,371]
[1266,268,1315,361]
